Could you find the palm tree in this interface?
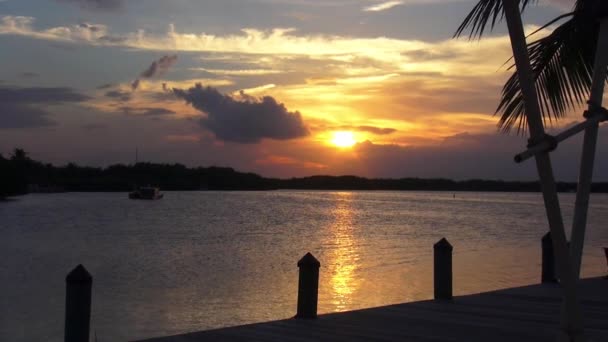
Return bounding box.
[10,148,29,162]
[454,1,608,340]
[454,0,607,133]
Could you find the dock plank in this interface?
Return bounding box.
[139,277,608,342]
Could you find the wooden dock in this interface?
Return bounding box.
[139,277,607,342]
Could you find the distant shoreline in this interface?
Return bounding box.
[17,184,608,194]
[16,188,606,193]
[4,151,608,196]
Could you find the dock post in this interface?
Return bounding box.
[604,248,607,277]
[434,238,453,300]
[296,252,320,319]
[65,264,92,342]
[542,232,557,283]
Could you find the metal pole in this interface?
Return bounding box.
[569,18,608,279]
[501,1,584,340]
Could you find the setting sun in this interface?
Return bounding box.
[331,131,357,148]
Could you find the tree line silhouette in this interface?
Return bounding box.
[2,148,608,198]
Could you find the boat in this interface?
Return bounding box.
[128,186,164,200]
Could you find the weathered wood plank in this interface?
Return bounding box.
[138,277,608,342]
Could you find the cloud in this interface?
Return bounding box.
[315,122,608,181]
[191,68,284,76]
[172,83,309,143]
[77,22,105,32]
[96,35,128,43]
[0,86,90,129]
[0,16,500,66]
[119,106,176,116]
[0,86,90,104]
[332,134,522,179]
[105,89,131,102]
[256,155,327,170]
[0,16,569,176]
[97,83,114,90]
[364,1,404,12]
[0,16,112,43]
[140,55,178,78]
[353,125,397,135]
[55,0,122,11]
[132,55,178,90]
[0,103,56,129]
[342,136,530,179]
[0,16,532,83]
[329,125,397,135]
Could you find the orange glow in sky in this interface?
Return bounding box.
[331,131,357,148]
[0,2,572,180]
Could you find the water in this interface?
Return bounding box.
[1,191,607,341]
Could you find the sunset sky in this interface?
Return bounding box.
[2,0,605,180]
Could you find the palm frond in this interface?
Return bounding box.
[526,12,574,38]
[454,0,537,39]
[496,15,598,133]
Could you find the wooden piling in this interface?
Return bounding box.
[604,247,607,275]
[434,238,453,300]
[542,232,557,284]
[65,264,92,342]
[296,253,320,319]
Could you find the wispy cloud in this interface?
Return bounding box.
[364,1,404,12]
[132,55,178,90]
[0,15,527,78]
[191,68,284,76]
[0,16,110,42]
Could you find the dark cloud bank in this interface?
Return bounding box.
[0,86,90,129]
[0,104,55,129]
[342,126,608,181]
[173,84,309,144]
[0,87,90,104]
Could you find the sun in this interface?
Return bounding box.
[331,131,357,148]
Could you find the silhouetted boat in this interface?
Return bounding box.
[128,186,163,200]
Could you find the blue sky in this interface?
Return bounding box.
[4,0,604,181]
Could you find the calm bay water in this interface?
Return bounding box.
[1,191,607,341]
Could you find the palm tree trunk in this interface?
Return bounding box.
[569,19,608,279]
[501,1,585,340]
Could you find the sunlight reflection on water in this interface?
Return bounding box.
[326,192,359,311]
[1,191,607,341]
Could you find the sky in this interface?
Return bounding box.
[2,0,605,181]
